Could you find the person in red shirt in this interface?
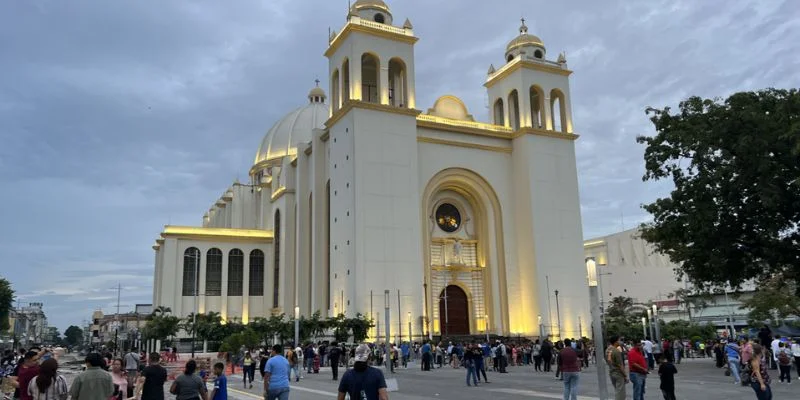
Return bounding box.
[627,342,649,400]
[15,351,41,400]
[559,339,582,400]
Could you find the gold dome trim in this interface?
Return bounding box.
[351,0,390,13]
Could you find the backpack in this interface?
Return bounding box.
[494,346,503,358]
[778,350,791,366]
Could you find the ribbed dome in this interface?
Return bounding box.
[351,0,390,13]
[506,33,544,52]
[253,93,328,167]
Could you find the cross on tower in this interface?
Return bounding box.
[314,78,320,87]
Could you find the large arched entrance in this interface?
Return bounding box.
[439,285,470,336]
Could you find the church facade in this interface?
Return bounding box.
[152,0,589,340]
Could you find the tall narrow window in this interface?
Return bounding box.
[325,182,331,311]
[228,249,244,296]
[342,58,350,102]
[361,53,380,103]
[508,89,520,130]
[182,248,200,296]
[273,210,281,308]
[550,89,567,133]
[331,69,340,112]
[493,98,505,126]
[249,249,264,296]
[388,58,408,107]
[530,85,545,129]
[206,248,222,296]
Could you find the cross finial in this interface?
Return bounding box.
[519,17,528,34]
[315,78,320,87]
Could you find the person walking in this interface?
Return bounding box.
[420,341,432,372]
[209,362,228,400]
[242,351,255,389]
[559,339,581,400]
[776,342,792,384]
[658,355,677,400]
[474,343,489,384]
[140,352,167,400]
[15,351,41,400]
[69,353,115,400]
[328,342,343,381]
[605,336,627,400]
[791,338,800,379]
[169,360,208,400]
[724,340,742,385]
[264,344,291,400]
[337,344,389,400]
[123,348,140,397]
[628,342,649,400]
[532,340,542,372]
[109,358,128,399]
[463,343,479,387]
[750,344,772,400]
[541,340,553,373]
[672,339,682,364]
[26,358,68,400]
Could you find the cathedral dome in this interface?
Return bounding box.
[350,0,393,24]
[253,87,328,168]
[505,19,546,61]
[351,0,390,13]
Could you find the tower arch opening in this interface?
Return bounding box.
[331,69,340,112]
[361,53,380,103]
[342,58,351,102]
[508,89,520,130]
[493,98,505,126]
[530,85,545,129]
[388,57,408,108]
[550,89,567,133]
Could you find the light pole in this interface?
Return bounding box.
[652,304,661,343]
[537,315,543,340]
[586,258,608,400]
[554,290,562,340]
[384,290,391,369]
[485,314,490,343]
[294,306,300,348]
[407,312,412,343]
[646,309,654,340]
[641,317,647,339]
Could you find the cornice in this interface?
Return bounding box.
[416,115,513,140]
[417,136,512,154]
[325,20,418,58]
[485,59,572,88]
[160,226,273,243]
[513,127,579,141]
[325,100,421,128]
[270,187,296,203]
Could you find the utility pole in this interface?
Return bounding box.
[554,290,562,340]
[114,283,121,357]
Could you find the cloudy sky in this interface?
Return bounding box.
[1,0,798,331]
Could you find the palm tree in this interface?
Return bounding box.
[0,278,14,332]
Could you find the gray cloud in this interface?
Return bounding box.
[1,0,798,330]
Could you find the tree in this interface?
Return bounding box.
[142,307,181,342]
[740,274,800,323]
[64,325,84,347]
[0,277,14,332]
[606,296,634,318]
[637,89,800,292]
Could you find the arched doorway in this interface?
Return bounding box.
[439,285,470,336]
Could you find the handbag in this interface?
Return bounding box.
[740,363,752,386]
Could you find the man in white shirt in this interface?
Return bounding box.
[791,338,800,377]
[771,335,782,370]
[642,338,654,370]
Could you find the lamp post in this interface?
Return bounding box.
[485,314,490,343]
[538,315,543,340]
[652,304,661,343]
[554,290,562,340]
[294,306,300,348]
[586,257,608,400]
[407,312,412,343]
[384,290,391,369]
[646,309,654,340]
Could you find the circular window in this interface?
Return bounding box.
[435,203,461,232]
[534,49,543,59]
[374,13,385,23]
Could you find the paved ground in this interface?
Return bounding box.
[216,358,799,400]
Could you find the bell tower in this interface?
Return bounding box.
[485,19,574,133]
[326,0,418,113]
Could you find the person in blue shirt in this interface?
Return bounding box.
[421,341,432,371]
[723,340,741,385]
[209,362,227,400]
[401,343,410,368]
[264,344,291,400]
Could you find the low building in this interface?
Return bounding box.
[90,304,152,351]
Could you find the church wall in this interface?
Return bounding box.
[310,129,330,316]
[416,130,516,335]
[351,108,423,343]
[293,147,313,316]
[511,133,589,339]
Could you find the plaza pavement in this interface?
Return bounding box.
[217,357,798,400]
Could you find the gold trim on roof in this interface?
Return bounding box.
[325,100,421,128]
[417,136,512,154]
[513,127,579,141]
[417,114,512,139]
[485,59,572,88]
[325,19,418,58]
[161,226,273,242]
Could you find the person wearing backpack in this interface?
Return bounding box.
[777,341,792,383]
[123,348,139,397]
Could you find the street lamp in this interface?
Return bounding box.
[538,315,543,340]
[407,312,412,343]
[652,304,661,342]
[586,257,608,400]
[485,314,490,343]
[294,306,300,348]
[646,309,654,340]
[384,290,391,369]
[641,317,647,339]
[554,290,562,340]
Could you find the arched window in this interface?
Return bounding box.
[249,249,264,296]
[361,53,380,103]
[331,69,340,112]
[530,85,545,129]
[507,54,514,63]
[388,58,408,108]
[550,89,567,133]
[182,248,200,296]
[374,13,385,23]
[493,98,505,126]
[508,89,520,130]
[228,249,244,296]
[342,58,350,102]
[534,49,543,59]
[325,181,331,311]
[206,248,222,296]
[273,210,281,308]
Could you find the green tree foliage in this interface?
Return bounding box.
[741,274,800,323]
[603,296,645,340]
[637,89,800,291]
[0,277,14,332]
[64,325,84,347]
[219,328,261,352]
[142,307,181,341]
[661,320,716,340]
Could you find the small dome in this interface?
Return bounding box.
[351,0,390,13]
[350,0,393,24]
[253,88,328,168]
[505,19,546,60]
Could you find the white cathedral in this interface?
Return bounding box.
[152,0,589,340]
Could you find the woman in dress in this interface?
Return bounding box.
[109,358,127,400]
[750,344,772,400]
[27,358,68,400]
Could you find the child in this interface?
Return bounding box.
[658,355,678,400]
[209,362,227,400]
